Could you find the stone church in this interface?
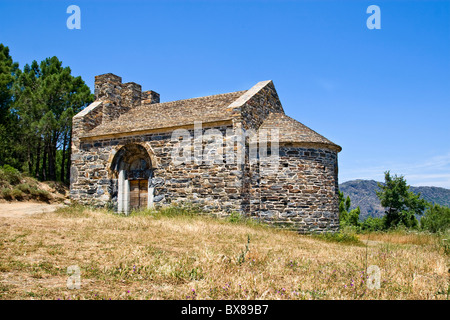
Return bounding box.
[70,73,342,233]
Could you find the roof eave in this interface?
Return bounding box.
[277,141,342,153]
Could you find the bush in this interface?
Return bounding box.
[11,188,24,200]
[0,165,22,185]
[360,216,385,232]
[0,167,54,202]
[29,187,40,196]
[1,164,19,174]
[27,187,50,201]
[338,190,361,228]
[420,204,450,233]
[1,188,12,200]
[38,189,51,201]
[16,183,32,194]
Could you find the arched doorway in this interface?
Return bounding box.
[110,144,154,214]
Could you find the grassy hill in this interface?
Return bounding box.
[0,205,448,300]
[0,165,68,203]
[339,179,450,219]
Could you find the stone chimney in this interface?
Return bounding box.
[94,73,122,102]
[94,73,159,124]
[142,90,160,104]
[94,73,123,123]
[122,82,142,108]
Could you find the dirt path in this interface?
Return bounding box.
[0,201,66,218]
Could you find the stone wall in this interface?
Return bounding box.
[229,80,284,131]
[70,124,246,214]
[71,127,340,233]
[245,145,340,233]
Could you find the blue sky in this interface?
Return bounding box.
[1,0,449,188]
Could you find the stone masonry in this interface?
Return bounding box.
[70,73,342,233]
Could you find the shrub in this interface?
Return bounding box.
[420,204,450,233]
[27,187,50,201]
[338,190,361,228]
[11,188,24,200]
[0,168,56,203]
[360,216,385,232]
[1,164,19,174]
[0,165,22,185]
[1,188,12,200]
[16,183,32,194]
[33,189,51,201]
[30,187,40,196]
[38,189,51,201]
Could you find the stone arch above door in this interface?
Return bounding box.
[108,141,158,178]
[109,142,157,214]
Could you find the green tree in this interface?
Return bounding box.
[13,56,93,183]
[360,216,385,232]
[420,203,450,233]
[0,44,20,167]
[338,190,361,228]
[376,171,427,229]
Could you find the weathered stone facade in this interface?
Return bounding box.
[70,73,342,233]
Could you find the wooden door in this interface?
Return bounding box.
[129,179,148,210]
[139,180,148,208]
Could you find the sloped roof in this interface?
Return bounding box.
[79,80,341,152]
[82,90,246,138]
[258,112,342,152]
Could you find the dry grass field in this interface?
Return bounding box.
[0,205,448,300]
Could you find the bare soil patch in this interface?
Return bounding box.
[0,201,66,218]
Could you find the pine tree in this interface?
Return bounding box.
[376,171,427,229]
[0,44,20,167]
[11,53,93,183]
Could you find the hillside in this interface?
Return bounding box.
[339,180,450,219]
[0,165,69,204]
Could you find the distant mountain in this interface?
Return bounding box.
[339,180,450,220]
